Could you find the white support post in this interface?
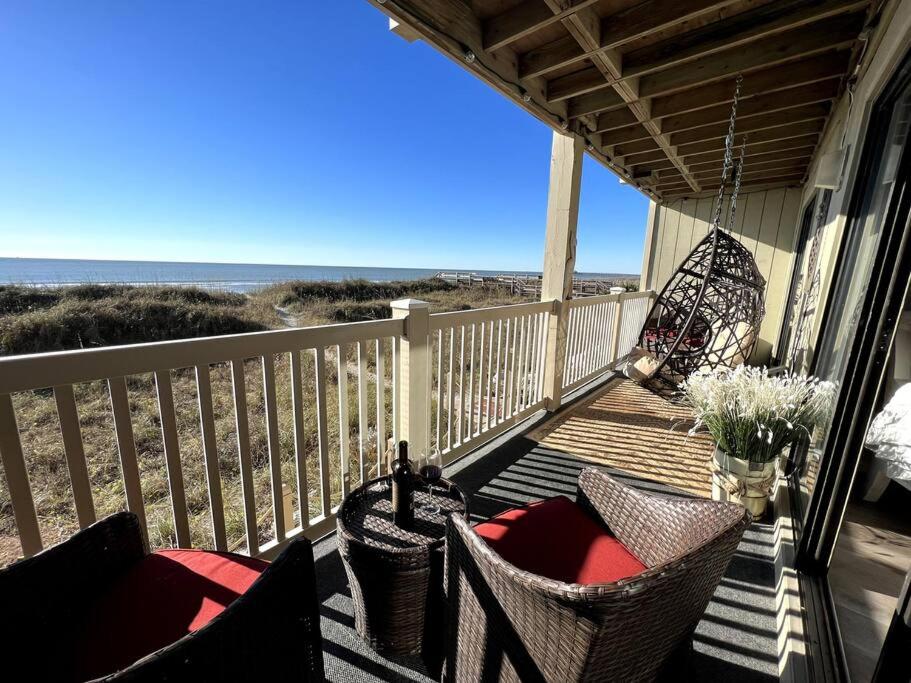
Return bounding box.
[541,131,585,411]
[391,299,431,457]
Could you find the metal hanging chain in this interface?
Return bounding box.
[725,138,747,233]
[710,74,744,232]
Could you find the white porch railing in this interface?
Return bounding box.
[562,291,653,394]
[0,293,653,562]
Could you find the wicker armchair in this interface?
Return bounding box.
[444,469,751,682]
[0,512,325,682]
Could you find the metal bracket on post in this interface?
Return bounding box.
[390,299,431,457]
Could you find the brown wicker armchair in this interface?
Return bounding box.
[0,512,325,682]
[444,469,751,682]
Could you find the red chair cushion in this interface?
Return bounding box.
[473,496,647,584]
[74,548,269,680]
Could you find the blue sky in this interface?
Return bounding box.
[0,1,649,274]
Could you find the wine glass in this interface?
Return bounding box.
[419,448,443,515]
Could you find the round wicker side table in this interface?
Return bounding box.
[336,476,468,662]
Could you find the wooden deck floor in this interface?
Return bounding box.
[528,377,715,497]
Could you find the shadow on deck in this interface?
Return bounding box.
[312,378,779,682]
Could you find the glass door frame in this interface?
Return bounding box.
[791,47,911,681]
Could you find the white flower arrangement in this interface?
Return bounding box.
[680,366,836,464]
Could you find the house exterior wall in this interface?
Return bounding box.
[640,187,803,364]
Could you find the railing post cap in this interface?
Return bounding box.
[390,298,431,310]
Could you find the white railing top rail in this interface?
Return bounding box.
[566,289,653,309]
[429,299,555,330]
[0,317,404,394]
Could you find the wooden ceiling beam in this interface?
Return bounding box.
[683,135,821,164]
[691,158,811,179]
[600,0,742,51]
[541,1,699,191]
[669,102,831,146]
[520,0,741,80]
[687,146,818,169]
[675,119,825,157]
[482,0,600,52]
[638,12,865,99]
[618,148,670,166]
[567,88,627,119]
[624,0,868,80]
[658,79,840,134]
[649,51,850,119]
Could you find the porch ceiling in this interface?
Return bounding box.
[371,0,878,201]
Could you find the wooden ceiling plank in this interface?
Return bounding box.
[567,88,627,118]
[482,0,601,52]
[676,120,824,156]
[541,1,699,191]
[521,0,742,79]
[669,102,831,146]
[638,12,865,99]
[548,67,610,102]
[649,51,851,119]
[624,0,868,80]
[692,158,811,178]
[688,147,817,169]
[683,136,821,164]
[659,79,840,134]
[600,0,743,51]
[599,123,654,146]
[520,35,586,79]
[613,137,660,156]
[590,106,640,131]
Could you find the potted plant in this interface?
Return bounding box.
[680,366,834,518]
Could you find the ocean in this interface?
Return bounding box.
[0,258,636,293]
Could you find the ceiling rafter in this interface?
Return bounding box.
[541,0,700,191]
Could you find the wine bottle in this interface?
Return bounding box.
[391,440,414,528]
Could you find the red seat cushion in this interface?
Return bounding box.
[74,548,269,680]
[473,496,646,584]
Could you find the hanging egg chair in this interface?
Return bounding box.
[634,77,766,395]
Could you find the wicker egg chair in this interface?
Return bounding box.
[637,77,766,395]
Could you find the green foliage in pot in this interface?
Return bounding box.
[680,366,835,465]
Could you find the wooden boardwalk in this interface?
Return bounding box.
[528,378,715,497]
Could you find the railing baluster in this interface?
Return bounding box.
[357,340,369,485]
[485,321,495,431]
[0,393,42,557]
[230,360,259,554]
[512,316,524,415]
[476,322,485,435]
[153,371,190,547]
[457,326,465,446]
[515,316,528,412]
[537,312,548,402]
[610,295,625,363]
[375,338,385,476]
[290,351,309,529]
[446,327,454,451]
[435,329,443,451]
[261,354,285,542]
[337,345,351,498]
[195,365,227,550]
[467,324,475,442]
[496,319,505,424]
[53,384,96,529]
[314,347,332,517]
[392,336,400,448]
[108,376,147,537]
[501,318,511,422]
